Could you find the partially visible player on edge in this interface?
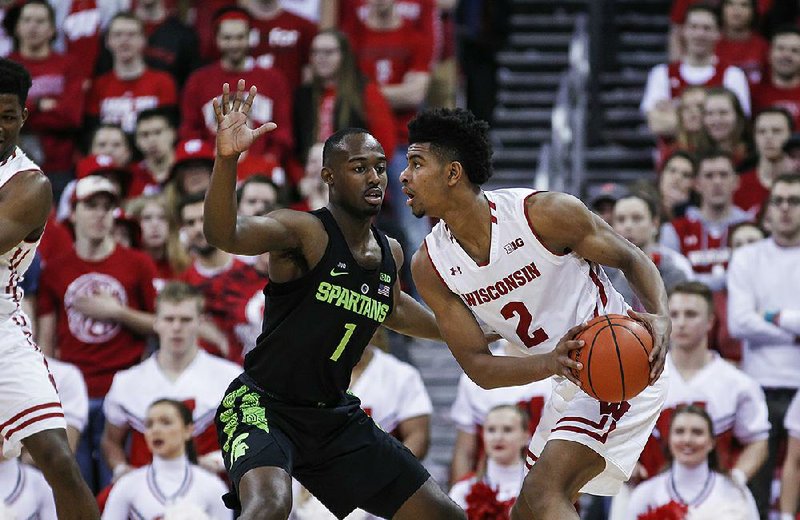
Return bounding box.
[400,108,671,520]
[0,58,99,518]
[205,80,464,519]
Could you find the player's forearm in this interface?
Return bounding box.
[204,155,241,251]
[384,292,442,340]
[464,352,551,389]
[735,439,768,480]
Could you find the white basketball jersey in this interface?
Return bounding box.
[0,148,43,322]
[425,189,628,355]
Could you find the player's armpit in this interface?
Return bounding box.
[0,170,51,256]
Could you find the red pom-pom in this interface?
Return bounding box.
[637,500,689,520]
[465,481,516,520]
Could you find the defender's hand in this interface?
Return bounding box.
[213,80,277,158]
[627,309,670,384]
[546,324,585,386]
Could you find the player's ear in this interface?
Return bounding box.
[447,161,464,186]
[321,166,334,185]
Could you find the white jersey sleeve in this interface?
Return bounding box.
[640,64,670,113]
[102,367,132,428]
[47,357,89,432]
[722,66,751,115]
[732,374,770,443]
[786,392,800,440]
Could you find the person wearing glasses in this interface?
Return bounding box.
[727,173,800,518]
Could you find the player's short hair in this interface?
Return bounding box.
[322,127,378,167]
[177,191,206,223]
[669,281,714,314]
[148,399,197,463]
[685,2,721,27]
[156,281,204,313]
[772,173,800,191]
[0,58,32,107]
[668,404,719,471]
[136,107,177,130]
[754,106,795,133]
[408,108,493,185]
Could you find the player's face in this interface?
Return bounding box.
[91,128,131,166]
[399,143,449,219]
[770,34,800,80]
[139,202,169,248]
[326,134,387,217]
[669,293,713,351]
[669,412,714,468]
[721,0,752,31]
[135,117,175,161]
[683,11,720,56]
[15,3,55,49]
[216,20,250,63]
[695,157,738,208]
[702,95,737,144]
[730,224,764,249]
[107,18,145,62]
[144,403,192,460]
[180,201,213,255]
[483,408,529,466]
[755,113,791,161]
[659,156,694,205]
[612,198,656,249]
[239,182,278,217]
[310,33,342,81]
[154,300,201,356]
[72,194,116,242]
[0,94,26,162]
[767,181,800,241]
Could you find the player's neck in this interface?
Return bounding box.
[671,346,712,378]
[327,205,374,244]
[75,236,115,261]
[442,194,492,265]
[157,348,198,380]
[114,58,146,80]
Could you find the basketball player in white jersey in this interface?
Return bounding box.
[0,58,99,518]
[400,108,671,519]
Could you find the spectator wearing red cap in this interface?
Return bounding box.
[5,0,86,200]
[180,6,293,167]
[37,174,157,492]
[84,12,177,136]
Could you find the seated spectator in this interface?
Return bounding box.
[660,150,751,291]
[697,87,752,167]
[751,26,800,130]
[5,0,86,199]
[102,399,230,519]
[586,182,629,225]
[101,282,241,482]
[294,29,396,166]
[90,123,134,168]
[626,405,759,520]
[608,194,694,309]
[85,12,177,135]
[180,6,293,166]
[0,453,57,518]
[297,141,327,210]
[658,151,697,222]
[449,341,551,484]
[716,0,769,84]
[735,107,795,215]
[449,405,529,517]
[656,86,707,166]
[780,391,800,520]
[240,0,317,91]
[785,132,800,173]
[165,139,215,207]
[132,107,178,195]
[642,4,750,138]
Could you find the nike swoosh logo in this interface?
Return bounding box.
[330,269,348,277]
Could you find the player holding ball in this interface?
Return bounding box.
[402,108,669,520]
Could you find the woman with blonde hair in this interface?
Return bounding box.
[698,87,752,167]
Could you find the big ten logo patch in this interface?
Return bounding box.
[380,272,391,284]
[504,237,524,255]
[64,273,127,343]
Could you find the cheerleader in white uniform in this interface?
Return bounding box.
[102,399,230,520]
[449,405,530,519]
[0,450,56,519]
[626,405,759,520]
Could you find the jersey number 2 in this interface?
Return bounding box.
[330,323,356,362]
[501,301,549,348]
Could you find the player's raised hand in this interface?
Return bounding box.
[627,309,671,384]
[213,79,277,158]
[547,323,585,387]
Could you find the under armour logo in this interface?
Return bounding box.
[450,266,462,275]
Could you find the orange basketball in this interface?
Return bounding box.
[568,314,653,403]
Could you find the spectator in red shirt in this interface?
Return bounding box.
[163,138,214,221]
[239,0,317,91]
[36,175,157,492]
[52,0,108,79]
[751,26,800,130]
[180,6,293,167]
[131,107,176,195]
[84,12,177,136]
[716,0,770,85]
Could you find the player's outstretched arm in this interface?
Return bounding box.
[527,192,671,384]
[411,244,584,389]
[204,80,316,256]
[0,170,51,255]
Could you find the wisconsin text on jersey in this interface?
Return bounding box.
[460,261,542,307]
[315,281,390,322]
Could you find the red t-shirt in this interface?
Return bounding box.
[249,10,317,92]
[734,168,770,215]
[751,78,800,131]
[61,0,103,78]
[716,34,769,85]
[352,20,432,143]
[39,214,74,266]
[37,245,157,397]
[8,52,86,173]
[86,68,177,133]
[180,61,293,163]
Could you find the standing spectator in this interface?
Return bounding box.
[642,4,750,138]
[780,391,800,520]
[716,0,769,84]
[586,181,629,225]
[101,282,241,481]
[735,108,795,215]
[85,12,177,135]
[180,6,293,165]
[132,107,176,194]
[660,150,751,291]
[0,455,57,518]
[37,175,157,492]
[658,151,697,223]
[697,87,751,167]
[239,0,317,92]
[50,0,110,79]
[294,29,396,166]
[133,0,199,87]
[6,0,86,199]
[608,194,694,309]
[751,27,800,130]
[727,173,800,518]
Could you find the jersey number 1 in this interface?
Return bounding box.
[501,301,549,348]
[330,323,356,362]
